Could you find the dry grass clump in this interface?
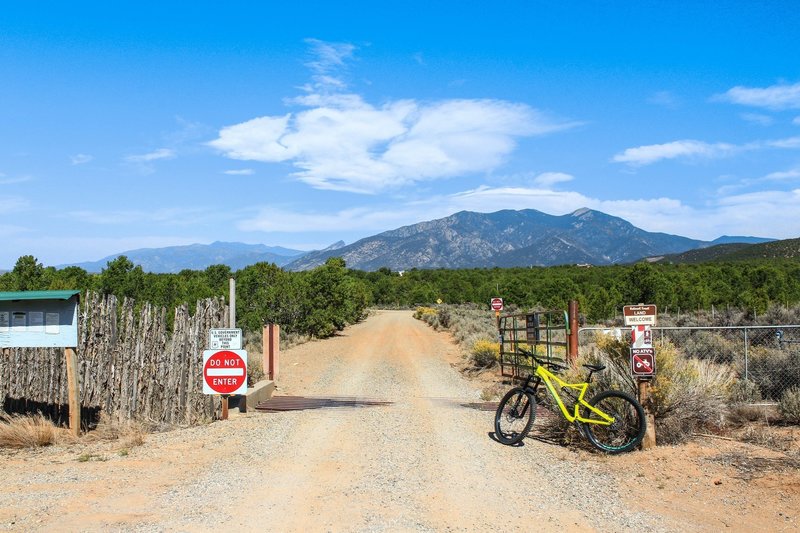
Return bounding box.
[0,412,72,448]
[85,413,148,449]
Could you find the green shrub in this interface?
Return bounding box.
[587,334,735,444]
[470,339,499,368]
[778,387,800,424]
[729,379,762,404]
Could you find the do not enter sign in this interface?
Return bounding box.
[490,297,504,311]
[203,349,248,395]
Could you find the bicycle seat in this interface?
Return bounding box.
[583,364,605,372]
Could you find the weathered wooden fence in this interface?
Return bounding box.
[1,292,230,426]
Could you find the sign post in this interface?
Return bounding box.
[491,297,504,327]
[623,304,657,449]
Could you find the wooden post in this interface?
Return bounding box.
[221,395,229,420]
[65,347,81,436]
[638,378,657,449]
[229,278,236,327]
[568,300,579,365]
[263,323,280,381]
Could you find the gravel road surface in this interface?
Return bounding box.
[1,310,762,531]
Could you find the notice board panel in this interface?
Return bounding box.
[0,294,79,348]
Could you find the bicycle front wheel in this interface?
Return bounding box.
[582,390,646,454]
[494,387,535,445]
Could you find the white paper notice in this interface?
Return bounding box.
[12,312,26,330]
[45,313,60,334]
[29,311,44,332]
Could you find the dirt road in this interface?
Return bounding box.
[1,310,798,532]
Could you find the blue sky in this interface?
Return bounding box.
[2,1,800,269]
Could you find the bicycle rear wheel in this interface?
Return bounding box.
[581,390,646,454]
[494,387,535,445]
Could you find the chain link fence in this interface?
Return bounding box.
[579,325,800,403]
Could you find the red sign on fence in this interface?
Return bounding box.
[491,297,504,311]
[203,349,248,395]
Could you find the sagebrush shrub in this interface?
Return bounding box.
[470,339,499,368]
[589,334,735,443]
[779,387,800,424]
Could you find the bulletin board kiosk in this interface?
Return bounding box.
[0,290,81,435]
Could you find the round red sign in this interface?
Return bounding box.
[491,297,504,311]
[203,350,247,394]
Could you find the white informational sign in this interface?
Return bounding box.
[623,304,657,326]
[28,311,44,333]
[45,313,60,334]
[208,328,242,350]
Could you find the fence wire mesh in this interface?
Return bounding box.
[579,325,800,403]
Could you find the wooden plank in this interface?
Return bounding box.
[65,347,80,436]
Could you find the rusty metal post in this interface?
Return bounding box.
[568,300,579,365]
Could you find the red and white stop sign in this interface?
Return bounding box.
[203,349,248,395]
[491,297,504,311]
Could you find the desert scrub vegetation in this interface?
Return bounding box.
[0,412,150,450]
[779,387,800,423]
[414,304,499,368]
[0,412,70,448]
[471,338,500,368]
[577,334,736,444]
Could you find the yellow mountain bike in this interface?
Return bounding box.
[494,348,646,453]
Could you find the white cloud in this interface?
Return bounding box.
[717,82,800,110]
[763,169,800,181]
[210,39,579,194]
[223,169,255,175]
[303,38,357,93]
[614,135,800,166]
[0,195,28,212]
[766,136,800,149]
[612,140,738,166]
[125,148,176,163]
[0,175,32,185]
[211,96,577,193]
[238,206,412,233]
[740,113,774,126]
[532,172,574,187]
[70,153,93,165]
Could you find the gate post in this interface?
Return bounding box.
[263,323,280,380]
[568,300,579,365]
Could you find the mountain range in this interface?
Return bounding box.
[284,208,773,271]
[59,208,777,273]
[62,241,306,273]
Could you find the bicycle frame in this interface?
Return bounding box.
[531,365,614,426]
